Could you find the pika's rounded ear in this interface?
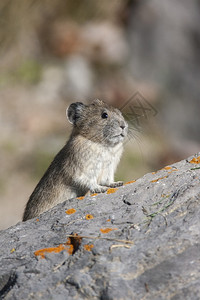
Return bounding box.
[66,102,85,124]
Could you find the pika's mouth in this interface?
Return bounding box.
[113,133,125,139]
[108,124,128,144]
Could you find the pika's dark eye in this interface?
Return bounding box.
[101,112,108,119]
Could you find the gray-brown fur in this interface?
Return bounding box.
[23,99,128,221]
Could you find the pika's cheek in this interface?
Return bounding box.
[103,124,115,138]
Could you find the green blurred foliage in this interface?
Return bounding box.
[0,60,42,86]
[14,60,42,84]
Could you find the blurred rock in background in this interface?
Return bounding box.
[125,0,200,159]
[0,0,199,230]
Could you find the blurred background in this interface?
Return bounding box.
[0,0,200,230]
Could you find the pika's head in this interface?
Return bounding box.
[67,99,128,146]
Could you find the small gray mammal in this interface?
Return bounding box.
[23,99,128,221]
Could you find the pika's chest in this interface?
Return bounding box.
[89,143,123,170]
[73,140,123,179]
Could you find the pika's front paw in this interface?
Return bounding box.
[90,185,108,194]
[108,181,123,188]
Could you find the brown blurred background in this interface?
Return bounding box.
[0,0,200,230]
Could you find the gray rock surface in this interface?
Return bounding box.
[0,153,200,300]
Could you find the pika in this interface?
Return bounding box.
[23,99,128,221]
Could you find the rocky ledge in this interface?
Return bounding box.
[0,154,200,300]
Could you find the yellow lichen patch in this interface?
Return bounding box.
[189,156,200,164]
[84,244,94,251]
[100,228,117,234]
[10,248,16,253]
[85,214,94,220]
[34,243,73,259]
[91,193,98,197]
[107,188,118,194]
[77,196,85,200]
[151,176,168,183]
[65,208,76,215]
[124,180,136,185]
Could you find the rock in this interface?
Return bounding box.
[81,21,129,64]
[0,154,200,299]
[62,55,94,99]
[127,0,200,154]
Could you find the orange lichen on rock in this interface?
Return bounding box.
[85,214,94,220]
[77,196,85,200]
[106,219,111,222]
[34,241,73,259]
[65,208,76,215]
[34,234,82,259]
[91,193,98,197]
[36,219,39,222]
[100,228,117,234]
[107,188,118,194]
[189,156,200,164]
[125,180,136,185]
[84,244,94,251]
[151,176,168,183]
[162,166,172,170]
[66,238,75,255]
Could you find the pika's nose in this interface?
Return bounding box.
[120,123,126,130]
